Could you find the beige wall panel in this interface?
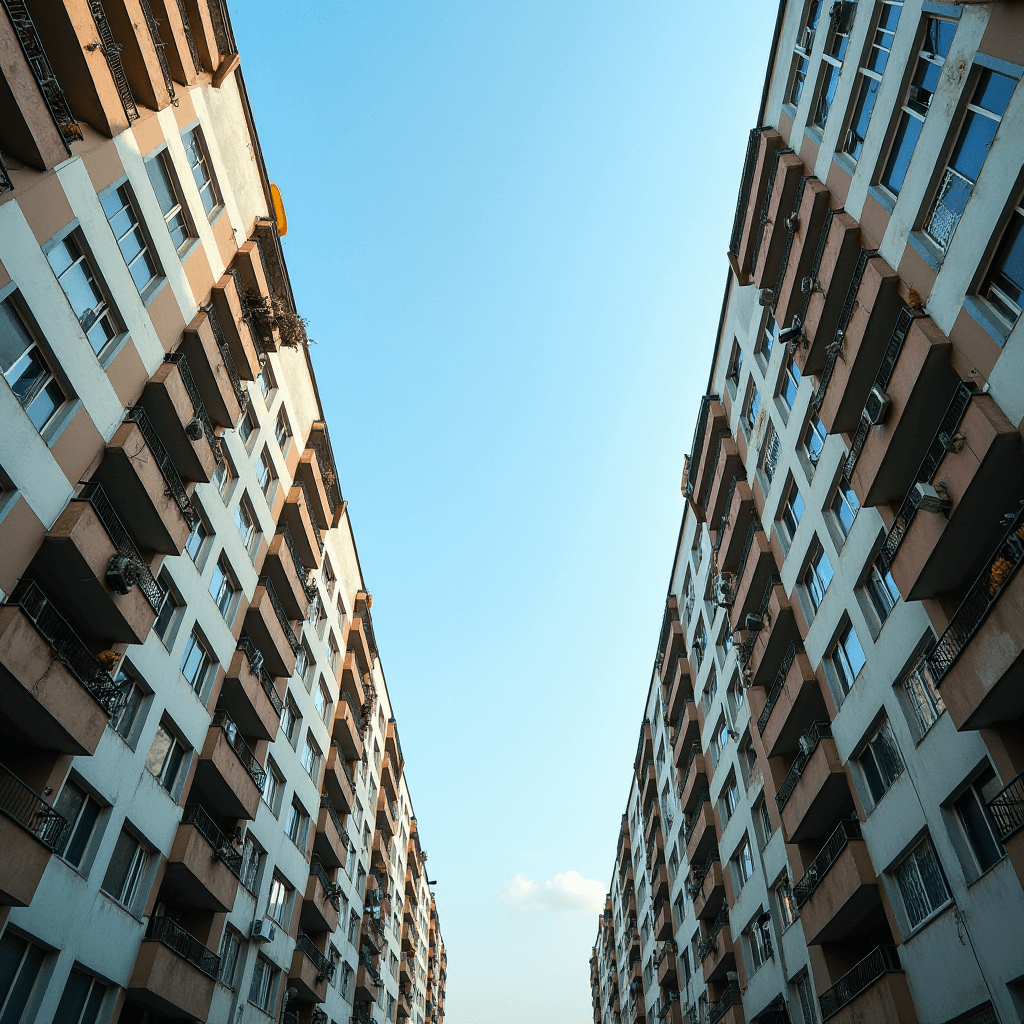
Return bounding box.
[0,496,45,596]
[106,336,149,407]
[15,173,74,248]
[147,278,186,352]
[82,139,127,195]
[49,404,103,487]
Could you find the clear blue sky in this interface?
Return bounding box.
[233,3,778,1021]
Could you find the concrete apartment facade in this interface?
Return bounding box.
[591,2,1024,1024]
[0,3,446,1024]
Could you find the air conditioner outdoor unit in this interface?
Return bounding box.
[250,919,276,943]
[913,482,951,514]
[863,385,890,426]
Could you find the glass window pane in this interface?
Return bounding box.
[882,113,923,195]
[949,110,999,184]
[0,300,33,374]
[974,68,1015,117]
[146,155,177,215]
[52,968,91,1024]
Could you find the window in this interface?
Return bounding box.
[0,932,46,1022]
[756,798,774,844]
[721,776,739,825]
[153,573,183,646]
[146,150,193,252]
[864,558,899,623]
[261,760,283,814]
[726,340,743,388]
[180,630,213,694]
[295,643,312,689]
[923,69,1016,252]
[893,835,950,929]
[776,879,798,928]
[212,455,234,501]
[257,448,276,498]
[830,477,860,536]
[844,2,902,159]
[101,184,160,294]
[742,383,762,434]
[802,414,827,467]
[981,198,1024,331]
[234,498,260,558]
[734,837,755,889]
[248,954,279,1012]
[286,799,310,848]
[857,719,904,805]
[829,621,866,695]
[47,234,120,354]
[217,929,242,988]
[902,659,945,736]
[53,780,102,870]
[328,633,340,673]
[257,362,274,399]
[693,621,707,670]
[238,408,257,448]
[787,0,823,106]
[184,515,210,564]
[812,1,856,128]
[0,296,69,433]
[780,482,804,540]
[275,408,291,449]
[761,424,781,483]
[110,665,145,742]
[714,718,731,762]
[315,682,332,723]
[780,356,800,409]
[747,913,773,972]
[880,17,957,197]
[240,834,263,892]
[146,722,187,794]
[181,127,220,217]
[266,873,293,925]
[302,735,322,779]
[793,971,817,1024]
[101,827,148,909]
[952,767,1004,875]
[340,962,353,997]
[209,555,239,619]
[760,316,777,363]
[803,544,834,612]
[347,911,359,945]
[53,967,107,1024]
[281,693,300,747]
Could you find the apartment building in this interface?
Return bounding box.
[591,2,1024,1024]
[0,2,445,1024]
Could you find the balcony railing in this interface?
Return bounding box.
[986,769,1024,842]
[7,579,125,716]
[685,395,720,500]
[797,206,834,328]
[0,762,67,850]
[276,524,317,599]
[259,576,301,653]
[87,0,138,120]
[306,439,339,515]
[125,406,197,527]
[684,797,709,844]
[775,721,832,812]
[818,945,901,1020]
[236,636,283,716]
[770,174,812,313]
[181,803,242,877]
[163,352,223,464]
[76,481,162,610]
[295,932,336,981]
[751,146,791,270]
[340,689,366,731]
[729,127,768,256]
[708,984,741,1024]
[793,818,861,906]
[138,0,175,102]
[924,166,973,251]
[927,506,1024,683]
[320,794,351,847]
[143,915,219,978]
[211,710,266,789]
[733,523,759,594]
[202,300,247,411]
[309,854,341,910]
[295,479,324,551]
[359,948,383,987]
[757,640,804,735]
[331,741,357,791]
[170,0,202,73]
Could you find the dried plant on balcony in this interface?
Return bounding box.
[244,292,313,348]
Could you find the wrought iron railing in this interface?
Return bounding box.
[181,803,242,876]
[729,127,767,255]
[163,352,223,464]
[340,689,366,730]
[306,439,339,516]
[138,0,176,103]
[0,761,67,850]
[751,148,793,270]
[296,479,324,550]
[733,522,760,594]
[7,579,125,716]
[358,948,383,986]
[986,769,1024,842]
[794,818,861,906]
[275,523,317,599]
[708,984,741,1024]
[172,0,202,73]
[320,794,351,846]
[685,395,720,499]
[211,710,266,789]
[295,932,336,981]
[86,0,138,120]
[75,481,162,610]
[236,636,283,716]
[355,606,378,659]
[684,799,709,844]
[924,166,972,251]
[0,153,12,194]
[927,506,1024,683]
[700,429,731,510]
[259,576,301,653]
[775,721,832,812]
[771,175,814,311]
[692,848,719,892]
[143,915,220,978]
[309,854,341,909]
[201,300,247,411]
[2,0,83,146]
[797,207,834,329]
[757,640,804,735]
[818,945,900,1020]
[331,741,357,791]
[125,405,197,527]
[879,380,977,569]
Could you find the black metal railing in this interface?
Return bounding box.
[358,948,383,987]
[355,606,378,659]
[181,803,242,877]
[74,481,162,611]
[163,352,223,464]
[757,640,804,735]
[309,854,341,910]
[775,721,832,812]
[692,849,720,892]
[172,0,202,73]
[275,524,317,599]
[236,636,283,716]
[320,794,351,847]
[729,127,768,256]
[331,741,357,791]
[202,300,247,411]
[2,0,83,146]
[138,0,176,103]
[879,380,977,569]
[986,768,1024,842]
[684,799,709,844]
[928,506,1024,684]
[685,395,720,499]
[306,439,339,516]
[7,579,125,716]
[708,984,741,1024]
[819,945,900,1020]
[311,1010,328,1024]
[751,148,793,270]
[211,710,266,789]
[258,576,301,653]
[340,689,366,731]
[0,762,67,850]
[771,174,814,310]
[295,479,324,550]
[295,932,336,981]
[700,429,732,510]
[86,0,138,120]
[733,522,760,594]
[125,405,197,527]
[143,915,220,978]
[0,153,12,194]
[794,818,861,906]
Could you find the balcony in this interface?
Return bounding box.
[685,399,729,522]
[140,353,220,484]
[882,384,1022,601]
[672,700,700,772]
[333,691,365,761]
[773,176,832,330]
[280,485,323,570]
[128,916,218,1022]
[775,722,850,844]
[751,151,805,294]
[211,271,261,380]
[987,770,1024,891]
[193,711,264,820]
[655,941,677,986]
[745,576,800,690]
[685,799,716,865]
[356,954,383,1001]
[845,311,960,507]
[302,855,341,935]
[372,834,391,878]
[700,911,734,983]
[728,526,777,630]
[295,449,333,532]
[244,579,299,678]
[756,642,826,759]
[93,407,195,555]
[290,933,335,1003]
[362,909,386,955]
[36,481,160,644]
[650,860,669,900]
[381,751,400,800]
[218,639,282,742]
[817,947,916,1023]
[261,528,314,622]
[665,656,693,725]
[700,435,745,533]
[348,614,376,671]
[165,804,242,912]
[640,760,658,807]
[794,819,880,946]
[180,308,245,430]
[797,210,862,376]
[708,984,743,1024]
[0,581,123,755]
[342,649,369,705]
[691,853,725,920]
[0,762,67,906]
[715,479,756,572]
[377,792,399,839]
[324,742,356,812]
[728,127,784,283]
[677,744,707,815]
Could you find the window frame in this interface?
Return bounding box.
[180,125,222,219]
[99,179,163,299]
[145,147,196,255]
[145,719,189,797]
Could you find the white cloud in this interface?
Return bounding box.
[500,870,605,914]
